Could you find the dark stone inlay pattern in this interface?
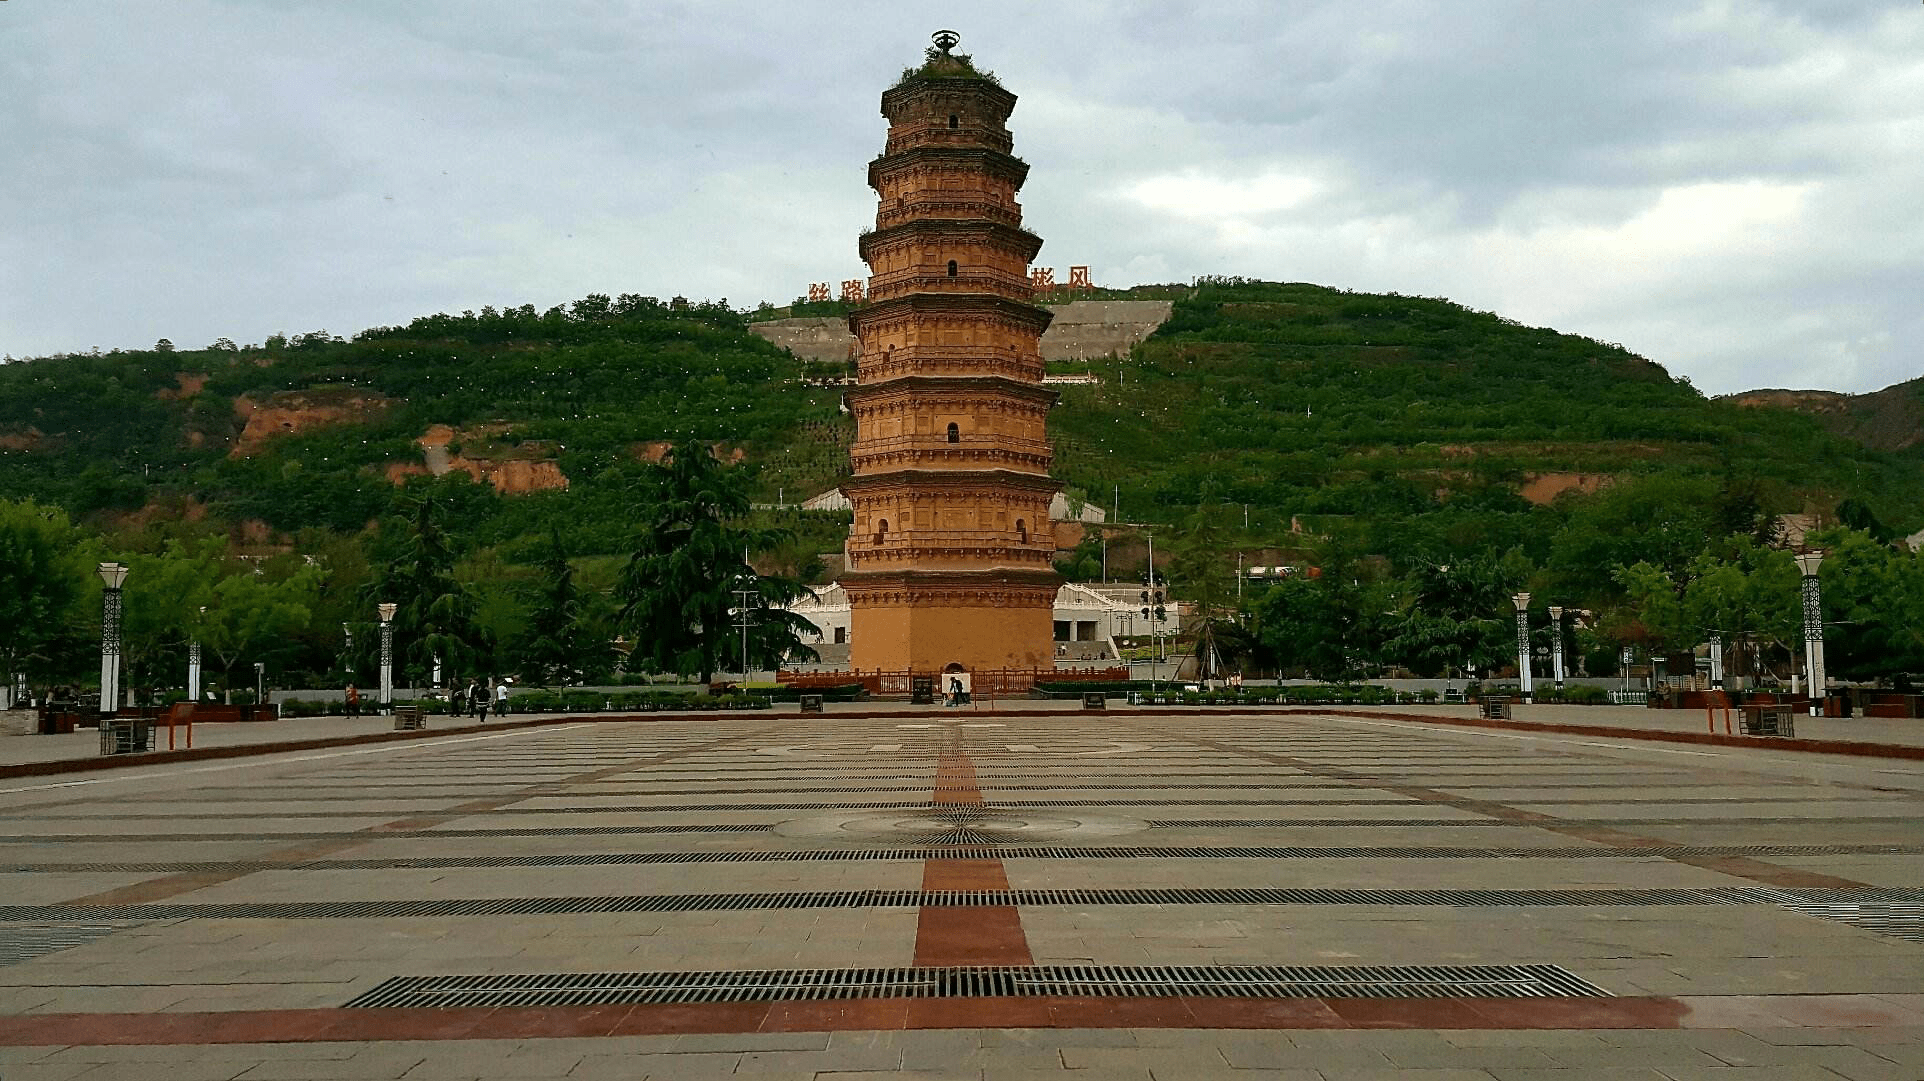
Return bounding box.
[19,884,1924,921]
[7,841,1918,875]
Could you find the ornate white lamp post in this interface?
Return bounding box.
[1794,551,1826,716]
[1708,631,1725,691]
[377,602,398,713]
[187,605,205,702]
[97,562,129,716]
[1512,592,1533,703]
[1548,605,1566,692]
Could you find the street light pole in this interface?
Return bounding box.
[734,588,755,680]
[188,606,205,703]
[1795,551,1826,717]
[1548,605,1565,692]
[1708,631,1725,691]
[97,562,129,717]
[1512,592,1533,704]
[377,602,397,713]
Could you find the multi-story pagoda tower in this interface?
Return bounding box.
[842,32,1060,673]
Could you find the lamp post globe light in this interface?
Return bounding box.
[1511,592,1533,704]
[1794,550,1826,717]
[97,562,129,716]
[377,602,398,713]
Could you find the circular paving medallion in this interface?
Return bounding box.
[773,805,1146,846]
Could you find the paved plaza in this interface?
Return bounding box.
[1,707,1921,1079]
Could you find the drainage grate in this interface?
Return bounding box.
[6,842,1915,875]
[0,925,128,967]
[1782,902,1924,943]
[343,962,1611,1008]
[9,885,1922,923]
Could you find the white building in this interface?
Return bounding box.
[779,580,1151,660]
[799,487,1106,524]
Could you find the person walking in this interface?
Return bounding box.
[475,680,491,723]
[344,684,360,718]
[494,679,510,718]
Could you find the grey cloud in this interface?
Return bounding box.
[0,0,1916,395]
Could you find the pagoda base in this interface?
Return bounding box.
[844,569,1059,673]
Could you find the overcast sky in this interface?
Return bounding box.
[3,0,1919,395]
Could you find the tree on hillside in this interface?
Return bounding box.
[616,441,817,683]
[516,526,614,686]
[0,499,97,699]
[365,477,489,689]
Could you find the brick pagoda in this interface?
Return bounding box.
[842,33,1060,673]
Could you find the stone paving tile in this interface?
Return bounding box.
[0,713,1919,1075]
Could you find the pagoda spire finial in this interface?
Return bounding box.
[931,29,960,54]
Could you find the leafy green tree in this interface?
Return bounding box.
[1616,536,1799,682]
[515,527,613,685]
[200,562,322,702]
[120,537,223,702]
[616,441,817,683]
[1382,555,1521,680]
[1815,528,1924,681]
[1244,542,1389,683]
[365,477,489,688]
[1546,475,1717,606]
[0,499,96,697]
[1169,498,1237,678]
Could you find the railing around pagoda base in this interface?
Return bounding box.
[777,666,1126,696]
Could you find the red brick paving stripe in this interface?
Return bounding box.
[916,743,1035,966]
[911,906,1034,967]
[11,995,1924,1044]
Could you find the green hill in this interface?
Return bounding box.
[2,279,1918,564]
[1052,279,1923,543]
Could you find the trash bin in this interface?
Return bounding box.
[99,719,154,755]
[1082,692,1106,710]
[910,677,935,705]
[800,694,824,715]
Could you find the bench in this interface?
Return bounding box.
[392,706,426,731]
[1740,704,1796,738]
